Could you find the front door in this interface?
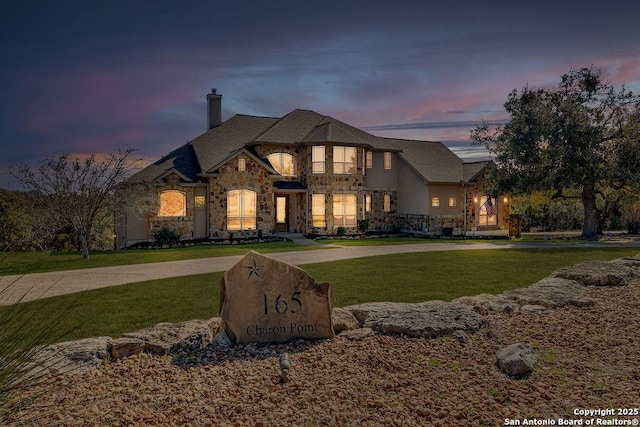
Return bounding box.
[275,195,288,232]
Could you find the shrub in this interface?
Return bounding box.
[152,226,182,247]
[357,219,369,233]
[336,226,347,236]
[622,200,640,234]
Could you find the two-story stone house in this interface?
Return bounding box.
[115,90,509,248]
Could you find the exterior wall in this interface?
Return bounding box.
[396,159,428,215]
[366,151,398,188]
[208,153,274,239]
[150,174,198,239]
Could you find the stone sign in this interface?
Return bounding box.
[219,251,335,344]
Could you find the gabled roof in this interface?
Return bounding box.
[192,114,279,174]
[129,142,200,183]
[132,107,482,184]
[382,137,488,183]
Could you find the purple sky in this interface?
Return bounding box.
[1,0,639,189]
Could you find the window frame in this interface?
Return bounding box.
[158,190,187,217]
[267,152,296,177]
[384,194,391,212]
[333,194,357,228]
[227,189,257,230]
[312,146,325,174]
[478,195,497,226]
[431,197,440,207]
[384,152,392,170]
[333,146,357,175]
[311,193,326,227]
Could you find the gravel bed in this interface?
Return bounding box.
[25,280,640,426]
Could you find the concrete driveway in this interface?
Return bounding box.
[1,238,639,305]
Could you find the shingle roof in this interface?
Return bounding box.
[129,142,200,183]
[192,114,279,173]
[132,108,482,183]
[382,137,488,183]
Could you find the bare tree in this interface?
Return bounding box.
[11,149,150,259]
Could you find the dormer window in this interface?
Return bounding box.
[267,153,296,176]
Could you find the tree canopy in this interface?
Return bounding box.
[10,149,151,259]
[472,67,640,237]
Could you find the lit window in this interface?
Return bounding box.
[364,195,371,213]
[432,197,440,207]
[238,158,246,172]
[333,146,356,174]
[159,190,186,217]
[227,189,257,230]
[449,197,456,207]
[384,152,392,170]
[312,146,325,173]
[384,194,391,212]
[195,195,205,208]
[312,194,326,227]
[267,153,296,176]
[366,151,373,169]
[333,194,356,227]
[478,196,497,226]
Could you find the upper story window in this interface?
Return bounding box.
[366,151,373,169]
[238,158,246,172]
[431,197,440,207]
[158,190,186,217]
[267,153,296,176]
[384,152,392,170]
[333,146,356,174]
[449,197,457,207]
[312,146,325,173]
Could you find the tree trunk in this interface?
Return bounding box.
[581,185,600,237]
[80,233,90,259]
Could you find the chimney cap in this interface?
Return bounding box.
[211,88,217,94]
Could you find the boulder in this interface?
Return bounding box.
[451,293,520,314]
[34,336,112,375]
[343,301,488,338]
[219,251,334,344]
[553,259,638,286]
[502,277,595,308]
[496,343,538,378]
[121,318,221,356]
[339,327,374,341]
[332,307,360,332]
[111,337,145,360]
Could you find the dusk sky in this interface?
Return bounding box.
[1,0,639,189]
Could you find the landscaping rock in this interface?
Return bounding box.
[339,327,374,341]
[121,318,222,356]
[553,259,639,286]
[34,336,112,375]
[451,293,520,314]
[502,277,595,308]
[111,337,145,360]
[343,301,488,338]
[496,342,538,378]
[332,307,361,332]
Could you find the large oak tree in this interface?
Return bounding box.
[472,68,640,237]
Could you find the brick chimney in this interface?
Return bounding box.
[207,88,222,130]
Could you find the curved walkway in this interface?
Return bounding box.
[1,239,639,305]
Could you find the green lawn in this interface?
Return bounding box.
[0,241,318,275]
[2,246,637,344]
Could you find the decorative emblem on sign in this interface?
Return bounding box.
[244,259,263,279]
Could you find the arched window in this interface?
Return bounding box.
[158,190,186,217]
[267,153,296,176]
[227,189,257,230]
